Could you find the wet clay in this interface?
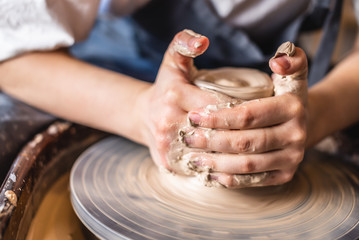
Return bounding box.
[166,38,306,188]
[193,67,274,99]
[167,41,274,186]
[166,67,274,187]
[26,173,86,240]
[173,29,204,58]
[271,41,308,103]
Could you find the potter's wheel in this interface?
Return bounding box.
[70,136,359,240]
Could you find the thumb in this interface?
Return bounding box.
[269,42,308,104]
[162,29,209,78]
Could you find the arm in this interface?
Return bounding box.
[0,31,215,170]
[307,34,359,147]
[0,50,150,144]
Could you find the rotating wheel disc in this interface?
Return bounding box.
[70,136,359,240]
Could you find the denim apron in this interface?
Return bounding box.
[0,0,343,182]
[71,0,342,85]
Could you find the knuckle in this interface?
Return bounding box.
[164,87,181,105]
[237,106,254,129]
[222,175,235,188]
[290,128,306,145]
[201,107,227,129]
[196,131,209,148]
[289,150,305,166]
[232,137,252,153]
[156,116,172,134]
[206,113,219,127]
[154,132,170,150]
[279,171,295,184]
[288,94,304,114]
[240,158,256,173]
[154,114,177,142]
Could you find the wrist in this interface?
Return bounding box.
[127,82,152,146]
[305,89,328,148]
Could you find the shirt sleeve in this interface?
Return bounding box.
[0,0,100,62]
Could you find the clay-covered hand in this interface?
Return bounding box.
[137,30,222,170]
[183,43,308,188]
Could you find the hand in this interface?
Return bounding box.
[137,30,226,171]
[182,43,309,188]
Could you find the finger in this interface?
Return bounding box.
[148,107,190,170]
[208,169,296,188]
[162,82,232,112]
[269,44,307,79]
[161,29,209,77]
[187,93,304,129]
[183,121,305,153]
[210,172,271,188]
[156,29,217,111]
[182,149,303,175]
[269,43,308,103]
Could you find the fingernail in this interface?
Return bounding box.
[209,174,218,181]
[275,56,291,70]
[193,41,202,48]
[188,112,201,126]
[191,160,202,166]
[189,36,203,49]
[275,41,296,57]
[184,29,202,39]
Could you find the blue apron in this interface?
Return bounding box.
[71,0,342,85]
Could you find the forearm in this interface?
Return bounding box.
[307,48,359,147]
[0,50,150,144]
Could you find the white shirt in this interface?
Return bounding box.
[0,0,100,61]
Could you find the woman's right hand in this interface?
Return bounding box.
[135,30,220,170]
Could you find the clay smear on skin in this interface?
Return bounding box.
[167,39,303,187]
[173,29,203,58]
[271,41,308,104]
[168,72,272,186]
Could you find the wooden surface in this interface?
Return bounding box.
[0,122,107,240]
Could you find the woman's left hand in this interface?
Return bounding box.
[183,45,309,188]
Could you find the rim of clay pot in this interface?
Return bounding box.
[193,67,273,100]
